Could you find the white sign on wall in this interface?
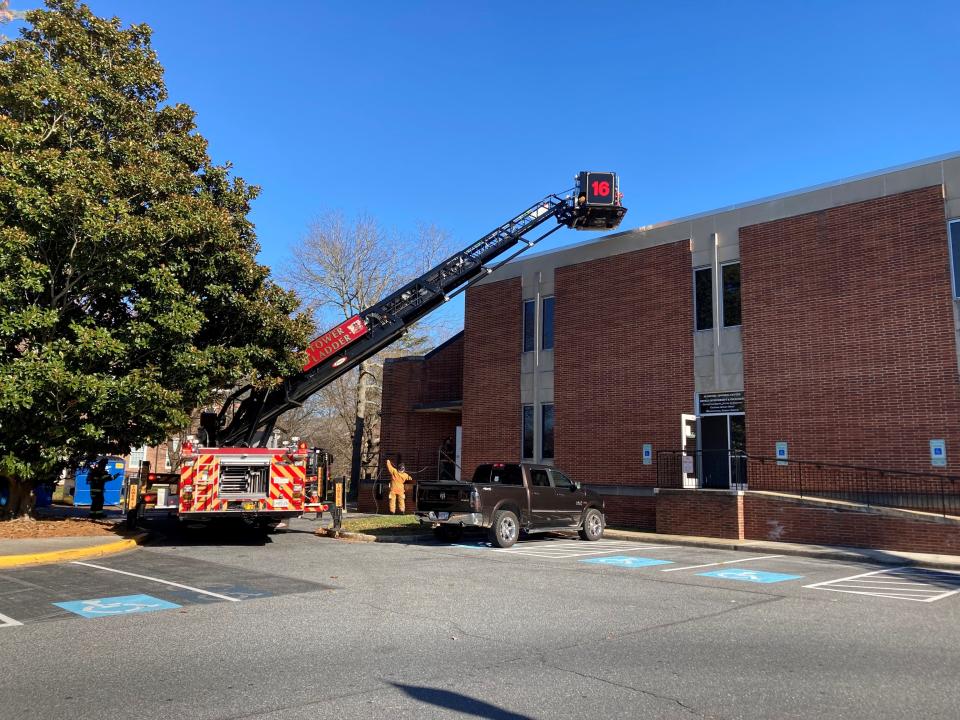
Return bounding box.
[776,441,788,466]
[930,439,946,468]
[642,444,652,465]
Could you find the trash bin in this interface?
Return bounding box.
[34,483,53,508]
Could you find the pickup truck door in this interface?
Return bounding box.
[548,469,587,528]
[527,467,553,527]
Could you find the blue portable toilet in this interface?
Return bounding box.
[73,457,126,507]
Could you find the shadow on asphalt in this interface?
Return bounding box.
[390,682,534,720]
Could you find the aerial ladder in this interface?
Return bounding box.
[154,173,626,531]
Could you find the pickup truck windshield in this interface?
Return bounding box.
[472,464,523,485]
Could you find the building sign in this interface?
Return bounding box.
[642,444,652,465]
[698,392,745,415]
[776,441,788,466]
[302,316,368,371]
[930,439,947,468]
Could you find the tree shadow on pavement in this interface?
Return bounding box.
[390,682,534,720]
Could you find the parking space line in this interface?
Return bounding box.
[0,612,23,628]
[804,567,960,603]
[660,555,784,572]
[71,561,241,602]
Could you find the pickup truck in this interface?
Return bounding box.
[415,462,605,548]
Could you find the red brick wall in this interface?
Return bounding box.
[462,278,522,478]
[741,186,959,473]
[555,241,695,487]
[656,489,744,539]
[603,495,657,531]
[742,493,960,554]
[362,335,464,513]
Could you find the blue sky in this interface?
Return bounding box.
[10,1,960,337]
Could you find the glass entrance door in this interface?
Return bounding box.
[699,416,730,488]
[698,414,747,489]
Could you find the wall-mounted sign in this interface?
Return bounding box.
[642,444,652,465]
[698,392,745,415]
[776,441,788,466]
[930,439,947,468]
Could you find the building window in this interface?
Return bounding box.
[694,267,713,330]
[950,220,960,297]
[522,405,534,459]
[522,299,535,352]
[721,262,741,327]
[541,296,554,350]
[541,404,554,460]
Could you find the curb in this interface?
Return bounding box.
[0,532,150,569]
[314,528,430,543]
[603,530,960,571]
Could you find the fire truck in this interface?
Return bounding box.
[125,172,626,531]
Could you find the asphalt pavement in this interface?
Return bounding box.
[0,519,957,719]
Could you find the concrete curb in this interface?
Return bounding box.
[603,530,960,571]
[0,532,150,569]
[314,528,429,543]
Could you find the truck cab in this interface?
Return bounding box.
[416,462,606,548]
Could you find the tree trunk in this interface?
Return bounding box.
[2,477,35,520]
[348,362,370,502]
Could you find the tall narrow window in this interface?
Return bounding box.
[721,263,741,327]
[541,404,554,460]
[541,296,554,350]
[694,268,713,331]
[522,299,535,352]
[950,220,960,297]
[522,405,534,459]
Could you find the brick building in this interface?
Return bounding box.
[370,154,960,552]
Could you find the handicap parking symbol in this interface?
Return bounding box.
[698,568,802,584]
[54,594,181,618]
[580,556,673,568]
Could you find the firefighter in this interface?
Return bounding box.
[88,458,110,518]
[385,458,411,514]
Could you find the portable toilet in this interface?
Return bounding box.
[73,457,125,507]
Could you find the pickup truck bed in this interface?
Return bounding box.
[415,462,605,547]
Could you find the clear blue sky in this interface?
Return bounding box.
[12,1,960,336]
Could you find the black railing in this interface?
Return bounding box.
[657,450,960,518]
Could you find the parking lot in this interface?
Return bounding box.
[1,526,959,719]
[1,531,959,631]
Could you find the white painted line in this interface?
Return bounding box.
[661,555,784,572]
[920,587,960,603]
[0,612,23,628]
[803,567,908,589]
[70,561,241,602]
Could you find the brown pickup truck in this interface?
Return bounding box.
[415,462,605,548]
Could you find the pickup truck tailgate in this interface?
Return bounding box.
[417,481,473,513]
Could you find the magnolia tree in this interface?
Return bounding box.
[0,1,311,517]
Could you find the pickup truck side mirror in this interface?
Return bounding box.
[572,482,581,491]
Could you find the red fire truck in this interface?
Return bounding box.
[126,173,625,532]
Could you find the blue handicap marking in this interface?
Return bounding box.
[698,568,802,584]
[54,594,181,618]
[580,556,673,568]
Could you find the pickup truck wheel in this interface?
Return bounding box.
[434,525,464,543]
[489,509,519,548]
[579,508,604,541]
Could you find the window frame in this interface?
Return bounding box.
[522,299,536,353]
[541,403,555,460]
[720,261,741,328]
[522,404,534,460]
[694,267,714,331]
[540,295,555,350]
[949,219,960,298]
[550,469,574,489]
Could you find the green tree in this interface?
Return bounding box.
[0,1,311,517]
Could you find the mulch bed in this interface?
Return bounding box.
[0,516,122,540]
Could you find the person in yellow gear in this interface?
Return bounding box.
[385,458,411,514]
